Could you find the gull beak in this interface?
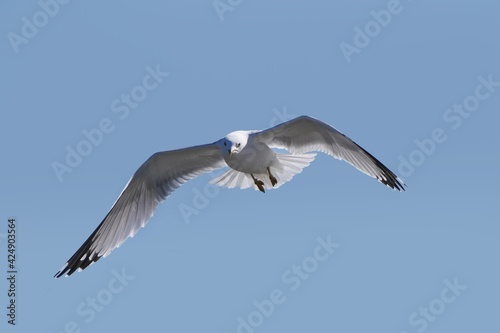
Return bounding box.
[229,148,235,157]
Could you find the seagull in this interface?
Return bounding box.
[54,115,405,278]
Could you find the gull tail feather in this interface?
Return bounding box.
[210,153,316,191]
[268,153,316,189]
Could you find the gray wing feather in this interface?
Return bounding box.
[55,143,226,277]
[252,116,405,191]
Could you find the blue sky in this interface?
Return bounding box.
[1,0,499,332]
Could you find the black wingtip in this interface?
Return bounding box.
[54,254,102,278]
[383,175,406,192]
[53,215,109,279]
[54,269,64,279]
[351,141,407,192]
[384,176,406,192]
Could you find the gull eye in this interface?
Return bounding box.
[236,143,241,148]
[223,142,227,146]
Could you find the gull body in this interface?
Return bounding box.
[219,131,277,174]
[55,116,405,278]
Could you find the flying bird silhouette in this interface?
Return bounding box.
[55,116,405,278]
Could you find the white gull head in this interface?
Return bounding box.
[216,131,250,159]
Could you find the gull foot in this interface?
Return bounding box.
[267,167,277,187]
[251,174,265,193]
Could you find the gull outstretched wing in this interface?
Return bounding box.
[55,143,226,278]
[252,116,405,191]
